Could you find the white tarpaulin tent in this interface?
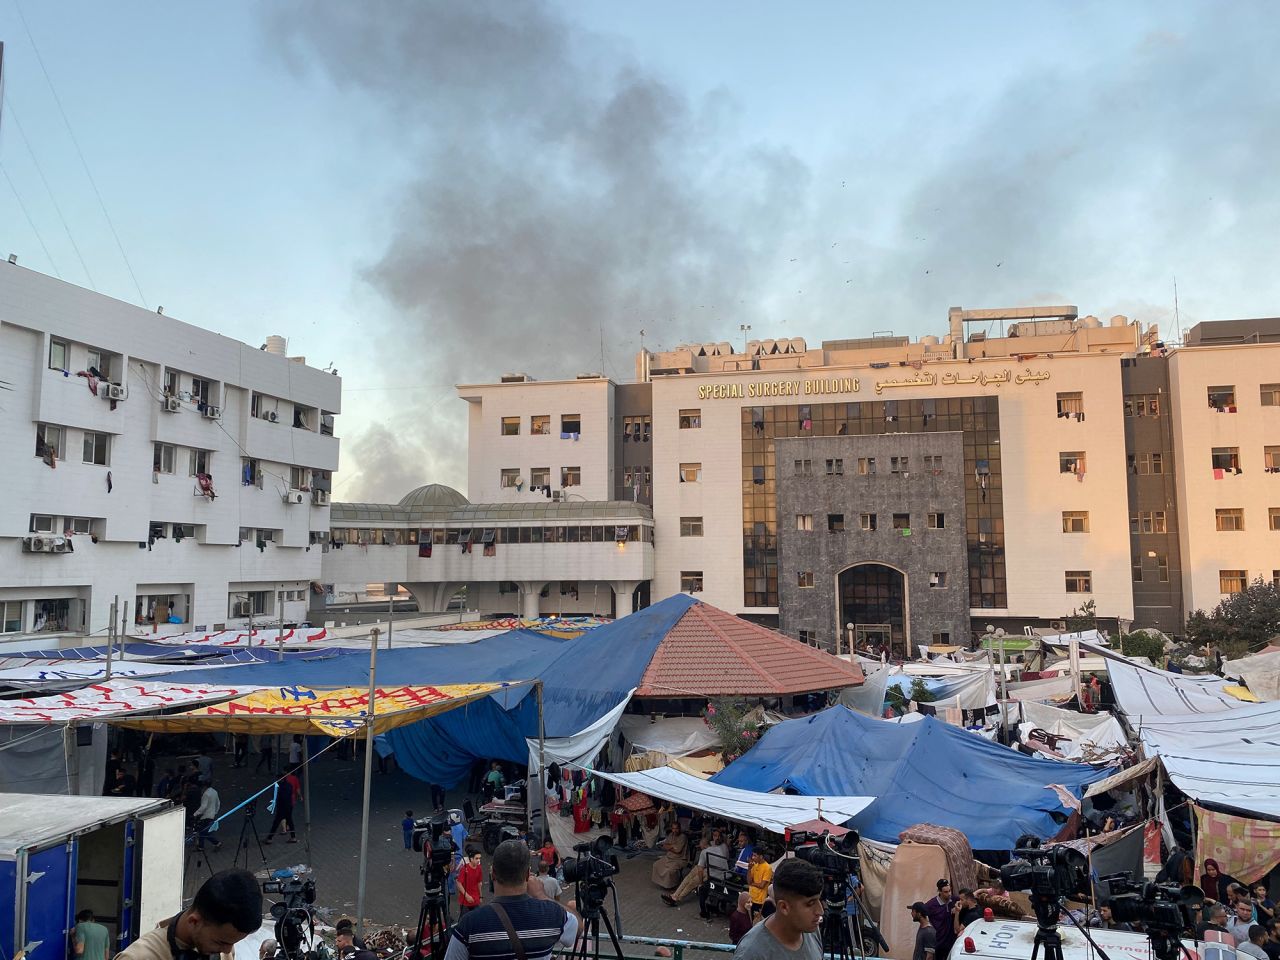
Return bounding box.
[1019,700,1128,760]
[1005,673,1075,701]
[590,764,874,835]
[0,659,221,688]
[1222,649,1280,702]
[617,715,720,757]
[1105,657,1244,715]
[0,679,257,723]
[1132,701,1280,818]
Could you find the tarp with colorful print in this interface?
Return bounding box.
[110,681,518,737]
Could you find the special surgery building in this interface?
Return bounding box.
[325,305,1280,652]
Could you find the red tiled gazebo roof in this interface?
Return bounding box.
[635,600,864,698]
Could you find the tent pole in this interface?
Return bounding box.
[536,680,546,844]
[302,736,312,835]
[356,626,380,938]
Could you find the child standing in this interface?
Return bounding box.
[402,810,415,850]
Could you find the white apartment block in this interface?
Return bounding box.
[0,265,341,640]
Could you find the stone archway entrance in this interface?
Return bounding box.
[839,563,908,658]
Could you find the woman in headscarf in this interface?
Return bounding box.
[1199,859,1239,903]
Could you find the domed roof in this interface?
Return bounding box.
[398,484,470,508]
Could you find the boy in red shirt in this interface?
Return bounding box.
[456,849,484,916]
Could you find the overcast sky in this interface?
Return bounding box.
[2,2,1277,502]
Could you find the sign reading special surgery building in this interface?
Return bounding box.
[696,368,1051,400]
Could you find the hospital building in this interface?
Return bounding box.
[324,305,1280,652]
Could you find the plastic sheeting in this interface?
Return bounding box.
[0,659,225,688]
[1107,657,1246,715]
[840,664,892,716]
[884,668,997,709]
[617,715,720,757]
[0,722,108,796]
[1221,649,1280,702]
[0,680,256,723]
[712,705,1111,847]
[1018,701,1129,760]
[591,765,872,835]
[1004,673,1075,702]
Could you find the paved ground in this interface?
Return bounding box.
[182,746,735,950]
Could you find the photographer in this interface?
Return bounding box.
[116,868,262,960]
[445,840,578,960]
[732,859,824,960]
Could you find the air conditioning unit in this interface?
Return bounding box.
[162,396,181,413]
[22,535,50,553]
[284,490,306,505]
[312,489,330,506]
[104,383,127,401]
[267,410,278,423]
[551,490,564,502]
[201,405,221,420]
[1050,620,1067,632]
[50,536,72,553]
[232,601,251,617]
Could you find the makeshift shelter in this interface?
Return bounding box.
[1221,648,1280,702]
[712,705,1112,848]
[1018,700,1128,761]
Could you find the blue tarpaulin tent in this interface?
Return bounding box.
[711,705,1112,848]
[155,594,698,784]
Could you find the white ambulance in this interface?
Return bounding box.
[948,918,1238,960]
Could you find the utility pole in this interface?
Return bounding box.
[105,596,117,681]
[387,591,393,650]
[277,588,286,663]
[355,626,380,937]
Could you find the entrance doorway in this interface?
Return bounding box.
[839,564,908,658]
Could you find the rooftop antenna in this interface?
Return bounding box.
[1172,276,1181,330]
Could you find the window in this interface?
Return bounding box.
[1216,508,1245,532]
[289,465,310,490]
[30,514,55,533]
[67,517,94,535]
[190,377,211,404]
[890,456,909,475]
[239,527,253,542]
[35,423,64,460]
[49,338,68,371]
[795,514,813,532]
[1065,570,1093,593]
[1212,447,1241,472]
[1062,511,1089,533]
[679,463,702,483]
[153,443,176,474]
[827,513,844,532]
[679,409,702,429]
[1132,558,1144,582]
[1208,385,1236,410]
[797,571,815,588]
[163,370,179,397]
[0,601,22,634]
[1274,570,1280,589]
[1269,507,1280,531]
[560,466,581,487]
[501,416,521,436]
[929,572,947,588]
[923,455,943,473]
[1124,394,1161,417]
[680,571,704,593]
[1266,446,1280,472]
[188,449,212,476]
[1059,451,1085,474]
[927,512,945,529]
[172,523,195,540]
[86,348,104,375]
[531,415,550,435]
[794,459,812,476]
[241,458,263,488]
[82,431,109,466]
[1262,383,1280,407]
[931,632,951,644]
[1136,453,1165,475]
[1131,511,1167,534]
[561,414,581,435]
[680,516,704,537]
[1056,391,1084,417]
[500,468,522,488]
[1157,555,1170,582]
[1219,570,1247,594]
[859,513,877,531]
[825,458,844,476]
[531,467,550,487]
[892,513,910,530]
[798,629,816,645]
[858,457,876,476]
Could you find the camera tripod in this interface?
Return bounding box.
[568,887,624,960]
[1029,895,1112,960]
[409,887,450,960]
[233,799,269,869]
[820,877,887,960]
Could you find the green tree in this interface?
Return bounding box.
[1118,630,1167,664]
[1064,599,1097,633]
[1185,578,1280,660]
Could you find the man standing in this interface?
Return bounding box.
[910,902,937,960]
[115,869,261,960]
[953,888,984,934]
[195,781,221,849]
[195,752,213,785]
[1239,926,1271,960]
[1198,904,1230,939]
[747,850,773,916]
[1231,901,1259,943]
[457,849,484,916]
[73,909,110,960]
[288,736,303,767]
[264,774,296,844]
[255,735,274,772]
[732,859,824,960]
[924,879,958,959]
[444,840,578,960]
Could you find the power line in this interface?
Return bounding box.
[0,161,60,276]
[2,93,94,287]
[12,0,149,306]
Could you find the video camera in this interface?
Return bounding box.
[790,828,861,878]
[1101,874,1204,931]
[262,876,318,960]
[561,836,620,916]
[999,840,1090,903]
[411,816,457,893]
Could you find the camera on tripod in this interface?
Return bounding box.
[790,828,861,879]
[411,816,457,892]
[262,875,318,960]
[999,840,1090,902]
[1099,874,1204,931]
[561,836,619,914]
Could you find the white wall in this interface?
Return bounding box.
[0,265,341,637]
